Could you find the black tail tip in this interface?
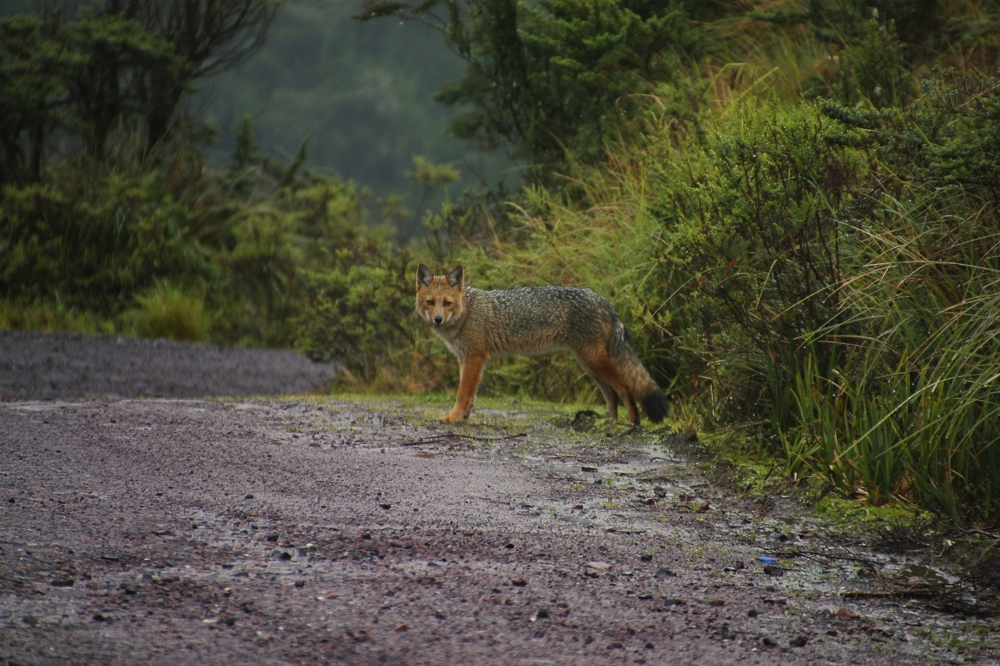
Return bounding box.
[642,388,669,424]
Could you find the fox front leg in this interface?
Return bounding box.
[442,353,488,423]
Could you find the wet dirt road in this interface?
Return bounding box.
[2,395,998,665]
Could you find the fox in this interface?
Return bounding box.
[415,264,669,425]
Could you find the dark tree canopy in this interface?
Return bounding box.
[0,0,280,184]
[356,0,725,183]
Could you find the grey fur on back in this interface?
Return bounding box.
[462,286,619,355]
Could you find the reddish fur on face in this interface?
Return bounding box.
[415,265,465,330]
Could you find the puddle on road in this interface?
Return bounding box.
[889,563,960,587]
[1,401,90,411]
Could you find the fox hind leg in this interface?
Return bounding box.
[596,381,620,422]
[574,346,639,424]
[573,351,620,421]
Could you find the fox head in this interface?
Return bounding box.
[415,264,465,328]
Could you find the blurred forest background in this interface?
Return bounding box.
[201,0,511,218]
[4,0,1000,523]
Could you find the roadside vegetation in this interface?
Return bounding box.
[4,0,1000,523]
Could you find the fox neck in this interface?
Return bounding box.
[428,291,474,353]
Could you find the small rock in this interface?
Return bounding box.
[763,565,784,576]
[639,553,653,562]
[395,623,409,631]
[93,613,111,622]
[22,615,39,627]
[265,533,279,542]
[834,606,858,620]
[294,580,306,588]
[790,633,809,647]
[747,609,758,618]
[771,532,790,542]
[50,578,75,588]
[709,599,725,607]
[244,494,254,499]
[536,607,550,618]
[512,578,528,587]
[653,486,667,498]
[654,568,676,578]
[761,636,778,647]
[379,503,392,510]
[637,592,653,600]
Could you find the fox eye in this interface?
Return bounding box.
[425,299,435,306]
[443,300,452,307]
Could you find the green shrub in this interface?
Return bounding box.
[0,298,111,334]
[0,159,211,314]
[777,74,1000,520]
[481,67,1000,520]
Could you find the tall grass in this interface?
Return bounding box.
[124,282,210,342]
[0,299,112,335]
[779,188,1000,520]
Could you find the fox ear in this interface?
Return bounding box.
[416,264,433,287]
[447,265,464,289]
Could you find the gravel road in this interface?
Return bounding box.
[0,331,338,401]
[1,333,998,665]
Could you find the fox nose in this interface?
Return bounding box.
[433,316,443,325]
